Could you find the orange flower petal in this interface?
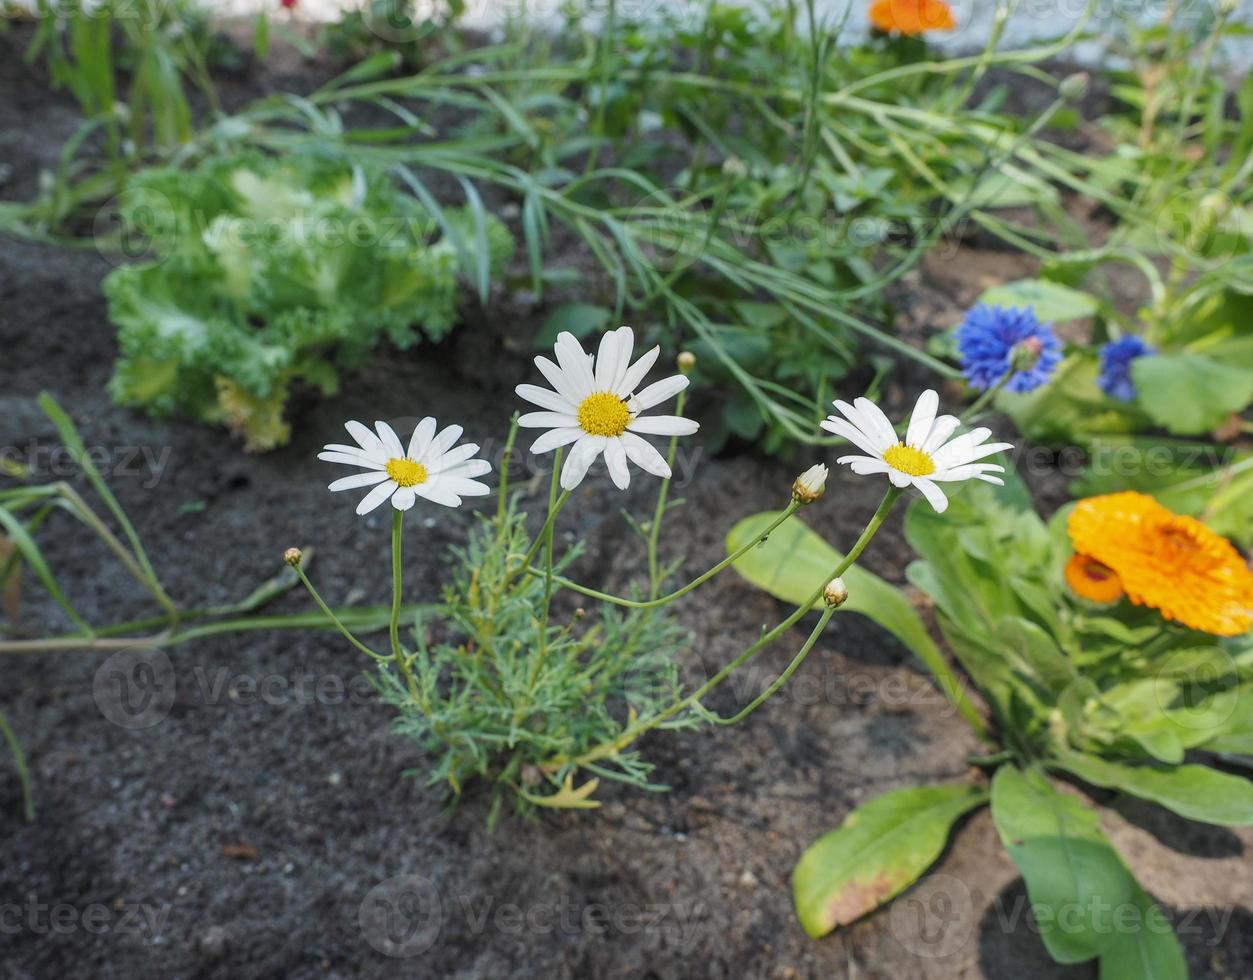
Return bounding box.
[869,0,957,36]
[1065,553,1125,604]
[1067,492,1253,636]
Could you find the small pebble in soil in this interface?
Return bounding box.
[738,869,759,890]
[197,925,229,959]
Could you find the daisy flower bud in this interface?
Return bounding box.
[792,464,829,504]
[1059,72,1089,103]
[284,547,303,567]
[677,351,697,375]
[823,578,849,608]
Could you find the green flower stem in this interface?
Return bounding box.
[0,708,33,822]
[390,510,420,699]
[548,489,900,769]
[709,606,836,725]
[0,605,430,655]
[530,449,564,686]
[530,498,803,610]
[296,565,387,663]
[646,386,688,598]
[961,371,1012,422]
[504,485,572,590]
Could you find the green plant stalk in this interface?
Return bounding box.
[296,564,387,663]
[389,510,420,698]
[530,447,564,685]
[710,605,837,725]
[504,487,573,589]
[548,489,902,769]
[0,708,34,822]
[535,498,804,609]
[646,386,687,598]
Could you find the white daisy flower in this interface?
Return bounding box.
[516,327,699,491]
[319,418,491,515]
[820,389,1013,513]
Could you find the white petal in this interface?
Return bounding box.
[534,355,582,405]
[515,384,574,414]
[321,444,386,466]
[407,417,437,459]
[345,420,385,455]
[933,429,1013,468]
[560,435,605,490]
[329,471,390,491]
[614,344,660,398]
[627,415,699,436]
[905,390,938,449]
[632,374,688,411]
[355,480,398,515]
[518,411,579,429]
[921,415,961,454]
[429,423,464,458]
[832,400,893,453]
[620,432,671,479]
[888,468,912,488]
[416,482,462,508]
[434,476,491,497]
[603,437,631,489]
[913,478,949,513]
[432,443,480,471]
[820,418,884,458]
[594,329,623,391]
[554,332,596,399]
[975,474,1006,486]
[854,397,900,450]
[934,462,1005,483]
[836,453,891,475]
[530,427,584,454]
[319,451,386,470]
[607,326,635,392]
[441,459,492,480]
[391,486,417,511]
[375,421,404,459]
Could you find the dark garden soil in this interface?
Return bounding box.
[2,26,1251,980]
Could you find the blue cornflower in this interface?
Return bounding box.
[955,304,1062,394]
[1098,335,1155,403]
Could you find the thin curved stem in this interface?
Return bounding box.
[546,489,900,769]
[296,566,387,663]
[709,607,836,725]
[533,498,803,609]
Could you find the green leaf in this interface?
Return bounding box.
[1098,887,1187,980]
[792,783,987,938]
[727,512,984,732]
[1054,749,1253,826]
[990,767,1136,964]
[977,278,1099,322]
[1132,352,1253,435]
[535,303,611,347]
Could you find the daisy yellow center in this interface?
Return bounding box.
[577,392,630,437]
[386,457,428,487]
[883,442,935,477]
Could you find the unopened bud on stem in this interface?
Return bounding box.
[284,547,303,567]
[824,578,849,608]
[792,463,828,504]
[677,351,696,375]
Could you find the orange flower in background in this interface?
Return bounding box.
[1065,554,1124,604]
[1067,491,1253,636]
[869,0,957,36]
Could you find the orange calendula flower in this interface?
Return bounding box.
[869,0,957,36]
[1067,491,1253,636]
[1065,553,1124,604]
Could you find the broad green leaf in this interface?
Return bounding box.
[727,512,983,732]
[1098,886,1187,980]
[991,767,1135,964]
[534,302,611,347]
[1132,352,1253,435]
[998,354,1141,447]
[977,278,1099,322]
[793,783,987,938]
[1054,749,1253,826]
